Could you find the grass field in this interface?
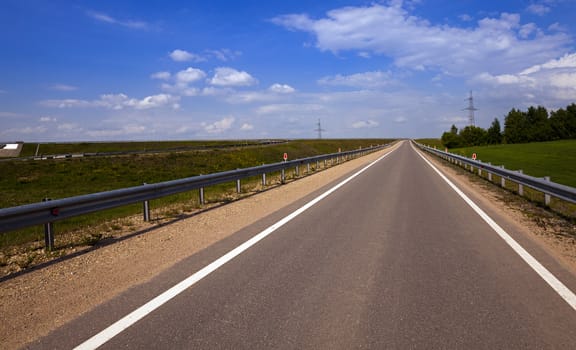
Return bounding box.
[2,139,391,208]
[0,139,393,247]
[450,140,576,188]
[18,140,271,157]
[415,138,444,149]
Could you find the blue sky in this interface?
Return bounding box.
[1,0,575,141]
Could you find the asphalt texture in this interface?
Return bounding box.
[30,141,576,349]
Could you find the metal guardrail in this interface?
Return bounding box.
[0,145,388,249]
[415,142,576,205]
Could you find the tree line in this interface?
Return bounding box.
[441,103,576,148]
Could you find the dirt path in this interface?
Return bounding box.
[1,142,575,349]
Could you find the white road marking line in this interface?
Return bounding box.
[413,144,576,311]
[74,147,398,350]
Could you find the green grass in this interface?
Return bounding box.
[450,140,576,188]
[0,139,393,247]
[19,140,255,157]
[2,139,391,208]
[415,138,444,149]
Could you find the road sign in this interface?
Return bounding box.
[472,153,477,160]
[283,153,288,161]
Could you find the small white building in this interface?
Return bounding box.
[0,142,24,157]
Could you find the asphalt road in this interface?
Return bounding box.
[31,141,576,349]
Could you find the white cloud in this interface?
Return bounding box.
[225,92,271,103]
[50,84,78,91]
[201,117,235,134]
[210,67,258,87]
[519,23,540,38]
[40,93,180,110]
[438,116,468,124]
[526,4,551,16]
[158,67,207,96]
[269,83,296,94]
[57,123,82,132]
[256,104,324,115]
[272,4,570,76]
[86,125,147,138]
[549,72,576,89]
[474,72,536,86]
[549,22,566,32]
[168,49,241,63]
[318,71,394,89]
[472,52,576,104]
[126,94,180,110]
[87,11,148,29]
[240,123,254,131]
[0,126,48,137]
[169,49,205,62]
[174,125,192,134]
[40,116,57,122]
[206,49,241,61]
[176,67,206,83]
[151,71,171,80]
[0,111,27,118]
[519,52,576,75]
[88,11,115,23]
[39,99,94,108]
[201,87,232,96]
[352,120,379,128]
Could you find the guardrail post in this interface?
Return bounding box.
[544,176,551,206]
[487,163,492,181]
[307,163,310,173]
[199,187,205,205]
[295,165,300,177]
[142,183,151,222]
[281,169,285,184]
[236,178,241,193]
[143,200,150,222]
[44,222,54,251]
[501,166,506,188]
[42,198,55,251]
[262,173,266,187]
[517,170,524,196]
